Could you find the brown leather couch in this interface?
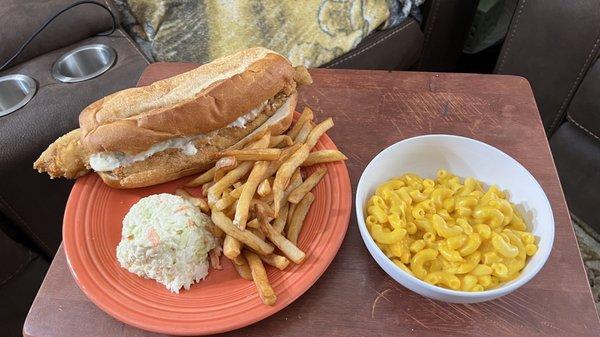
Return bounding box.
[0,1,149,336]
[494,0,600,233]
[0,1,477,335]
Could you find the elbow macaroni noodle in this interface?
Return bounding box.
[365,170,538,291]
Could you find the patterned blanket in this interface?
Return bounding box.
[115,0,424,67]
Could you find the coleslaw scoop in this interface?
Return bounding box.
[116,193,216,293]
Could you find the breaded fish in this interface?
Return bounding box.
[33,129,90,179]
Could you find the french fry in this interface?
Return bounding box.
[223,235,242,259]
[269,135,293,148]
[244,250,277,306]
[287,192,315,245]
[272,144,310,216]
[185,167,215,187]
[211,211,274,255]
[204,219,225,239]
[182,108,342,307]
[234,161,270,229]
[213,190,237,211]
[247,218,260,229]
[260,193,274,204]
[211,225,225,240]
[232,255,246,266]
[250,199,275,218]
[201,181,215,197]
[230,183,245,198]
[272,202,289,234]
[218,148,282,161]
[287,203,297,233]
[249,227,266,240]
[232,255,253,280]
[175,188,199,200]
[284,172,303,229]
[301,150,348,167]
[207,133,272,204]
[261,143,302,180]
[287,107,314,139]
[214,156,238,181]
[245,132,271,149]
[305,118,334,150]
[207,161,254,205]
[288,168,326,204]
[175,188,210,213]
[256,204,306,264]
[289,169,303,186]
[269,169,301,233]
[224,199,238,219]
[209,247,223,270]
[257,179,272,197]
[282,169,303,201]
[294,122,312,144]
[259,253,290,270]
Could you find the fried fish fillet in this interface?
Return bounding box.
[33,129,90,179]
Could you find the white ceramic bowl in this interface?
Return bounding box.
[356,135,554,303]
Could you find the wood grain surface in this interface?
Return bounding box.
[24,64,600,337]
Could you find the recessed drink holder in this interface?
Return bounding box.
[52,44,116,83]
[0,74,37,117]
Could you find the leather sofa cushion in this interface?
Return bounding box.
[323,18,423,70]
[0,0,117,68]
[1,257,48,337]
[567,58,600,139]
[494,0,600,134]
[0,227,48,337]
[0,30,148,257]
[550,121,600,232]
[0,227,35,285]
[417,0,478,71]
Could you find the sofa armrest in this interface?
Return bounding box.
[0,30,148,257]
[0,0,117,68]
[494,0,600,135]
[566,57,600,141]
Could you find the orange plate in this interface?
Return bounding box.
[63,124,352,336]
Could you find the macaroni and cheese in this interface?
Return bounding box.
[365,170,538,292]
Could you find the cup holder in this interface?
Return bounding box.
[0,74,37,117]
[52,44,116,83]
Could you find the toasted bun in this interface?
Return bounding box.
[97,94,296,188]
[80,47,296,154]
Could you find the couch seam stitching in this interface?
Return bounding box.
[100,0,119,32]
[115,29,150,65]
[496,0,527,72]
[326,20,415,68]
[423,0,440,47]
[567,115,600,142]
[0,192,50,254]
[417,0,440,68]
[548,34,600,132]
[99,0,150,64]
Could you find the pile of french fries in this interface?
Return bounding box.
[176,108,347,305]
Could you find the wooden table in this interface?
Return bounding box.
[24,65,600,337]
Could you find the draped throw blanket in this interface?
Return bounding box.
[116,0,424,67]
